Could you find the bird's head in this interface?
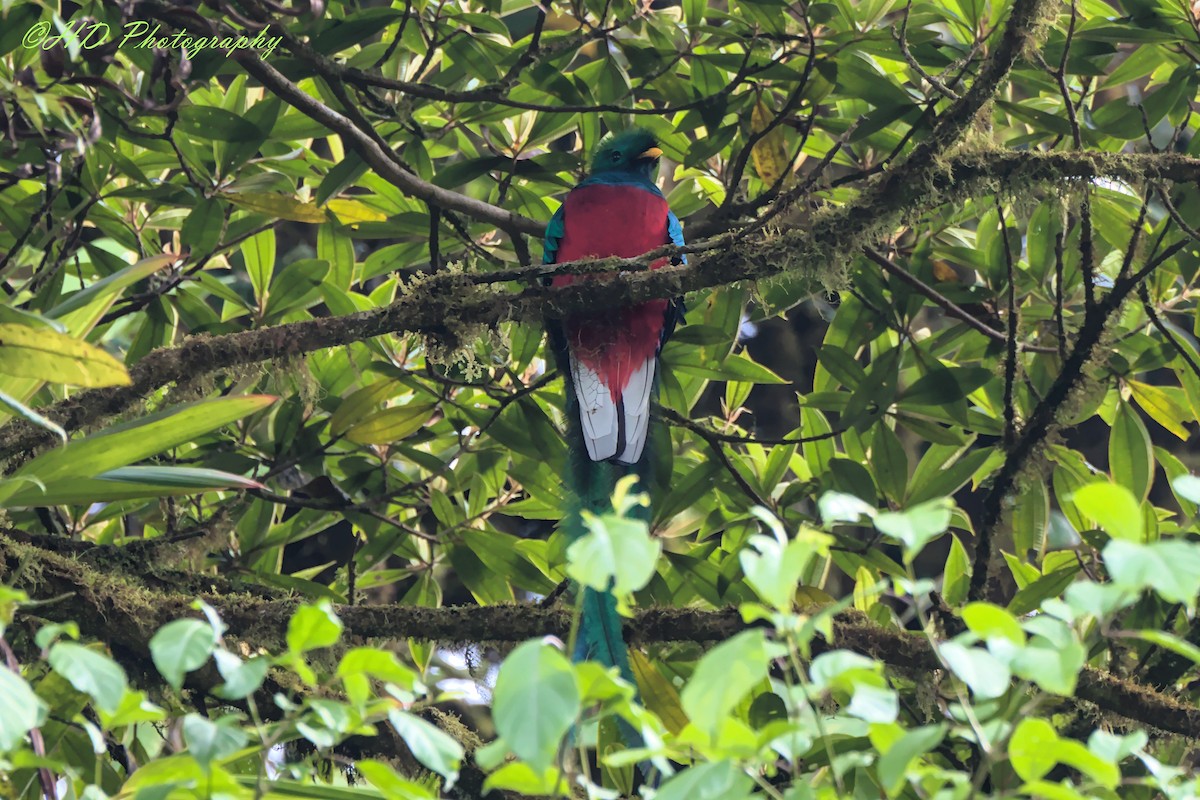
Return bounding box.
[590,128,663,178]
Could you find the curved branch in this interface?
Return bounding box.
[1,150,1199,459]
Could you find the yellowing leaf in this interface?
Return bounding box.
[931,259,960,282]
[326,199,389,224]
[345,402,436,444]
[794,585,836,611]
[0,324,130,387]
[629,650,688,735]
[1127,379,1191,440]
[750,95,790,186]
[224,192,328,223]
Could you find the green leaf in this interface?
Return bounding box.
[0,388,66,443]
[355,759,434,799]
[901,366,993,406]
[1011,626,1086,696]
[0,395,276,504]
[877,724,947,795]
[0,465,262,506]
[48,253,177,326]
[961,603,1024,646]
[1007,564,1080,616]
[0,323,129,387]
[287,600,343,654]
[181,197,224,257]
[176,106,264,141]
[938,641,1010,700]
[942,534,971,606]
[242,228,276,307]
[0,665,48,753]
[873,498,953,561]
[1009,717,1058,782]
[567,506,661,596]
[337,648,417,707]
[492,641,579,772]
[344,402,436,445]
[1172,473,1200,506]
[1128,379,1192,440]
[317,153,370,206]
[213,651,269,700]
[739,522,830,610]
[182,713,249,766]
[1104,539,1200,603]
[47,642,128,714]
[149,619,218,690]
[1071,481,1143,542]
[388,711,464,787]
[655,760,755,800]
[681,629,770,736]
[227,192,329,223]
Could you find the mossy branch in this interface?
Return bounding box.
[3,532,1200,743]
[0,149,1197,461]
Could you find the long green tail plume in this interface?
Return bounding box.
[561,389,656,777]
[564,455,640,686]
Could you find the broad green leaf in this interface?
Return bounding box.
[228,193,328,224]
[355,759,434,799]
[287,601,343,654]
[327,199,389,224]
[1009,717,1058,782]
[874,498,952,561]
[1128,380,1191,441]
[961,603,1024,646]
[176,106,264,141]
[213,651,269,700]
[0,388,66,442]
[629,649,688,735]
[242,228,276,307]
[655,760,755,800]
[344,402,436,445]
[388,710,463,787]
[0,466,262,506]
[0,395,277,504]
[0,665,48,753]
[938,642,1010,700]
[681,629,769,736]
[877,724,947,795]
[491,641,579,772]
[182,713,249,766]
[567,510,661,595]
[149,619,218,690]
[47,642,128,713]
[0,323,130,387]
[942,534,971,606]
[1071,482,1143,542]
[48,253,177,325]
[739,523,830,610]
[1104,539,1200,603]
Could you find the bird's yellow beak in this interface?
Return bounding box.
[639,146,663,159]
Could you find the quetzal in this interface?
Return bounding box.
[542,127,685,729]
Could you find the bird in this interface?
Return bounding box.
[542,127,685,770]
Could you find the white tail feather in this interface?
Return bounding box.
[571,357,619,461]
[615,357,655,465]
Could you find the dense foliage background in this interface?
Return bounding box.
[5,0,1200,797]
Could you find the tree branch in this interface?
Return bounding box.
[1,150,1199,460]
[5,533,1200,743]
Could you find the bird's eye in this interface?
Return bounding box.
[611,152,621,162]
